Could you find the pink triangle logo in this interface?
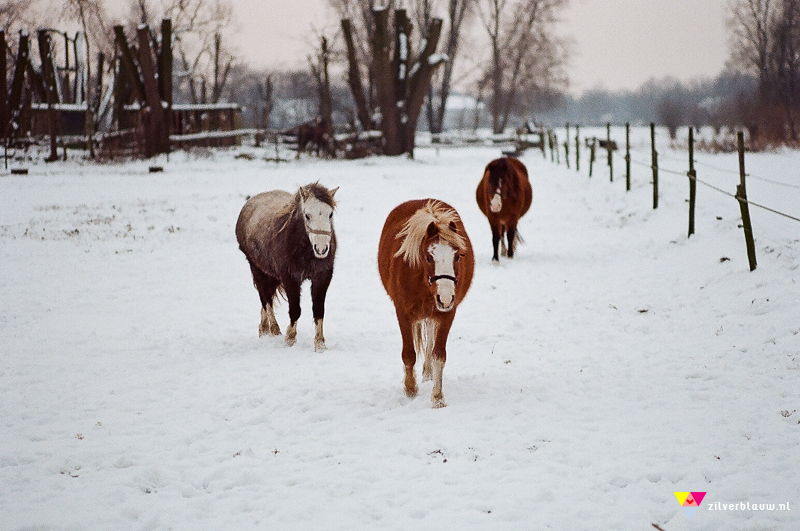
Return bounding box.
[675,491,707,520]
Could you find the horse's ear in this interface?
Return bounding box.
[426,221,438,238]
[299,186,310,202]
[449,221,458,233]
[329,186,339,198]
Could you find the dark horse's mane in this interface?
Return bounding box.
[486,157,521,202]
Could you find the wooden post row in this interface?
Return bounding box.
[736,131,757,271]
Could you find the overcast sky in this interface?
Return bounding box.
[228,0,731,95]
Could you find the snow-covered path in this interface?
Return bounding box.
[1,142,798,530]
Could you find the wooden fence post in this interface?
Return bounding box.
[564,123,570,169]
[606,122,613,182]
[549,130,554,162]
[651,122,658,209]
[137,26,168,157]
[589,138,596,177]
[736,131,757,271]
[687,126,696,237]
[541,128,546,159]
[1,31,7,142]
[37,30,60,162]
[575,125,580,172]
[554,132,559,164]
[625,122,631,191]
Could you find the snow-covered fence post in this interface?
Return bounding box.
[606,122,613,182]
[687,126,696,237]
[736,131,757,271]
[554,132,559,164]
[651,122,658,209]
[625,122,631,191]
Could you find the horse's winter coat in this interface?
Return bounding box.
[236,183,338,352]
[476,156,532,261]
[378,199,474,407]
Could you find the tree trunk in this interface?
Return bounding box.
[373,7,402,155]
[406,18,444,157]
[341,19,372,131]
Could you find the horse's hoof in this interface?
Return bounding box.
[260,324,281,337]
[314,340,327,352]
[431,396,447,408]
[405,384,418,397]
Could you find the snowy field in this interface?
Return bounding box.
[1,129,799,530]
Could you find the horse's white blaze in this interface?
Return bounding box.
[428,242,457,311]
[301,196,333,258]
[489,188,502,213]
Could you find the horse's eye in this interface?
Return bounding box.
[426,255,433,263]
[454,254,460,263]
[329,212,333,219]
[305,213,311,221]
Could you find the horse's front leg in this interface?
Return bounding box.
[396,311,417,397]
[283,278,302,346]
[311,271,333,352]
[491,224,501,262]
[506,222,517,259]
[430,315,454,408]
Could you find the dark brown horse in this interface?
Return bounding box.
[378,199,474,408]
[476,156,532,261]
[236,183,338,352]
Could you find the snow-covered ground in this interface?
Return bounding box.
[2,131,799,530]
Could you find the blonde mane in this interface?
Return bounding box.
[395,200,467,268]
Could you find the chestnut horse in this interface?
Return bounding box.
[378,199,474,408]
[236,182,338,352]
[476,156,532,261]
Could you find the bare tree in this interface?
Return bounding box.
[413,0,474,134]
[728,0,800,141]
[124,0,235,104]
[477,0,568,134]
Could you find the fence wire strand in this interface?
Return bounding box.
[618,152,800,224]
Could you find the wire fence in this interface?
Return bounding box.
[544,124,800,269]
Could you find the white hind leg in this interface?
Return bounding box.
[259,305,281,337]
[416,319,437,382]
